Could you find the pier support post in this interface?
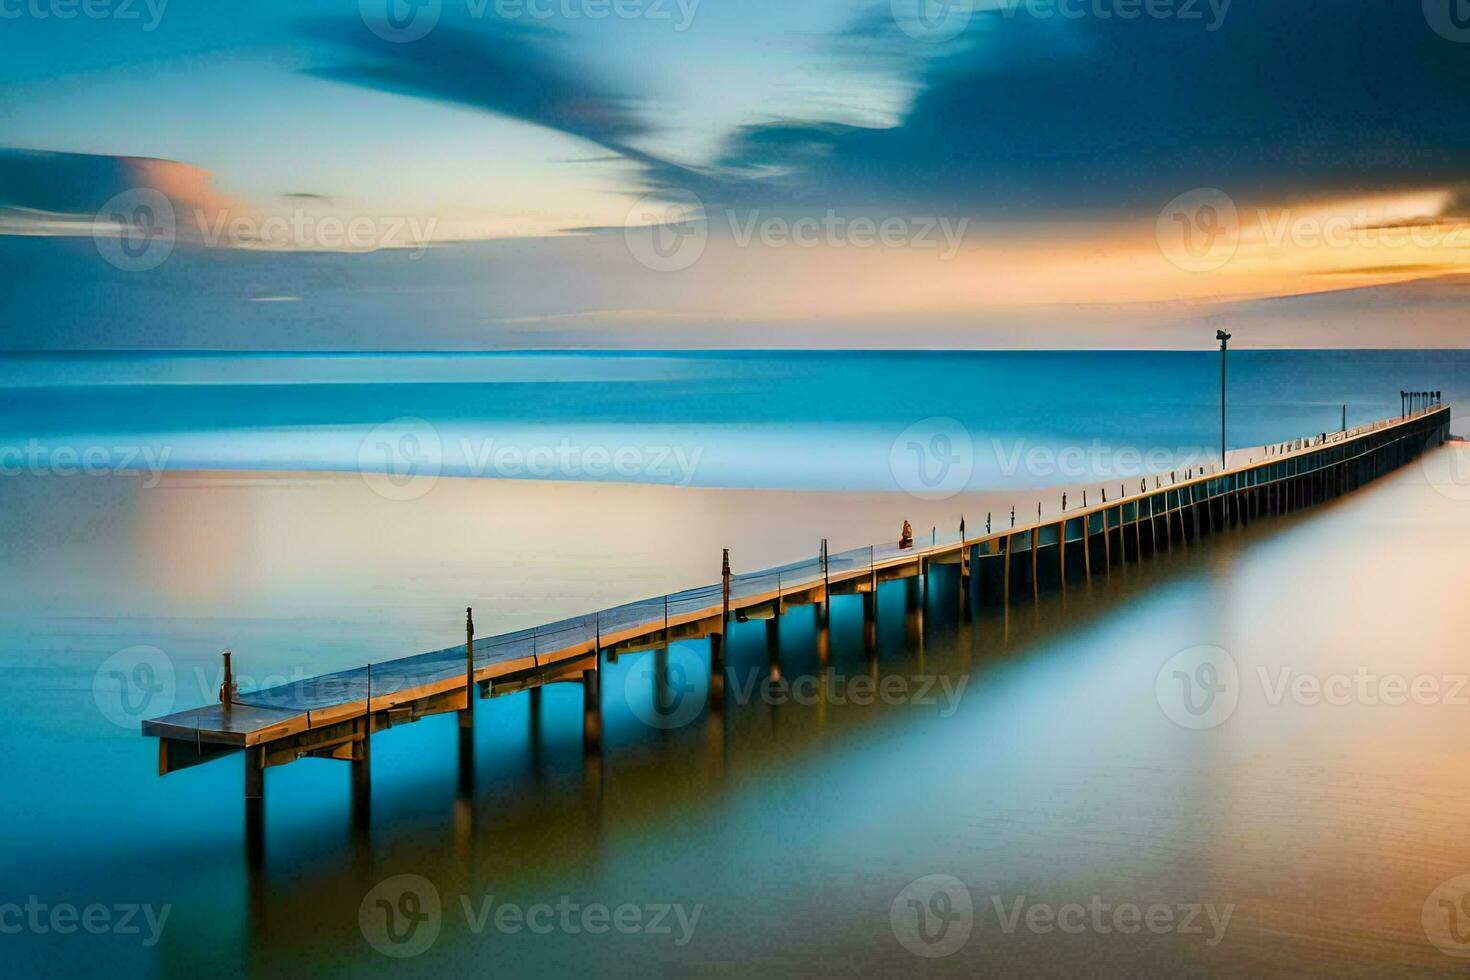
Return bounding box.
[245,746,265,866]
[960,542,972,618]
[582,666,601,755]
[1003,533,1014,602]
[353,713,372,831]
[1030,529,1039,600]
[1056,522,1067,588]
[863,548,878,654]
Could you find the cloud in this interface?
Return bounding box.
[305,4,1470,222]
[303,18,650,153]
[0,148,241,231]
[686,2,1470,217]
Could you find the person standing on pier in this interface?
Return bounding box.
[900,520,914,550]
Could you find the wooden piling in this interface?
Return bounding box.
[1030,527,1039,600]
[582,666,601,755]
[1002,533,1013,605]
[459,609,474,800]
[711,548,730,707]
[353,661,372,831]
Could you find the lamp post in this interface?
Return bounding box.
[1215,330,1231,468]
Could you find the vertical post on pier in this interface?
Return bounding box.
[958,519,971,619]
[710,549,730,708]
[766,575,782,686]
[459,609,474,800]
[819,538,831,627]
[353,663,373,832]
[1217,329,1231,468]
[864,546,877,622]
[817,538,832,666]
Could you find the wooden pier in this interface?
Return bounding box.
[142,403,1451,853]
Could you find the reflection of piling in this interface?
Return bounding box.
[582,666,603,813]
[245,746,265,867]
[765,617,782,685]
[904,574,923,648]
[528,686,543,777]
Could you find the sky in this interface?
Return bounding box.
[2,0,1470,349]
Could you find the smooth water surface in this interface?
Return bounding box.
[1,350,1468,977]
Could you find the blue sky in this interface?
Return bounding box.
[3,1,1470,348]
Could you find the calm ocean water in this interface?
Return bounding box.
[0,349,1464,490]
[2,349,1469,977]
